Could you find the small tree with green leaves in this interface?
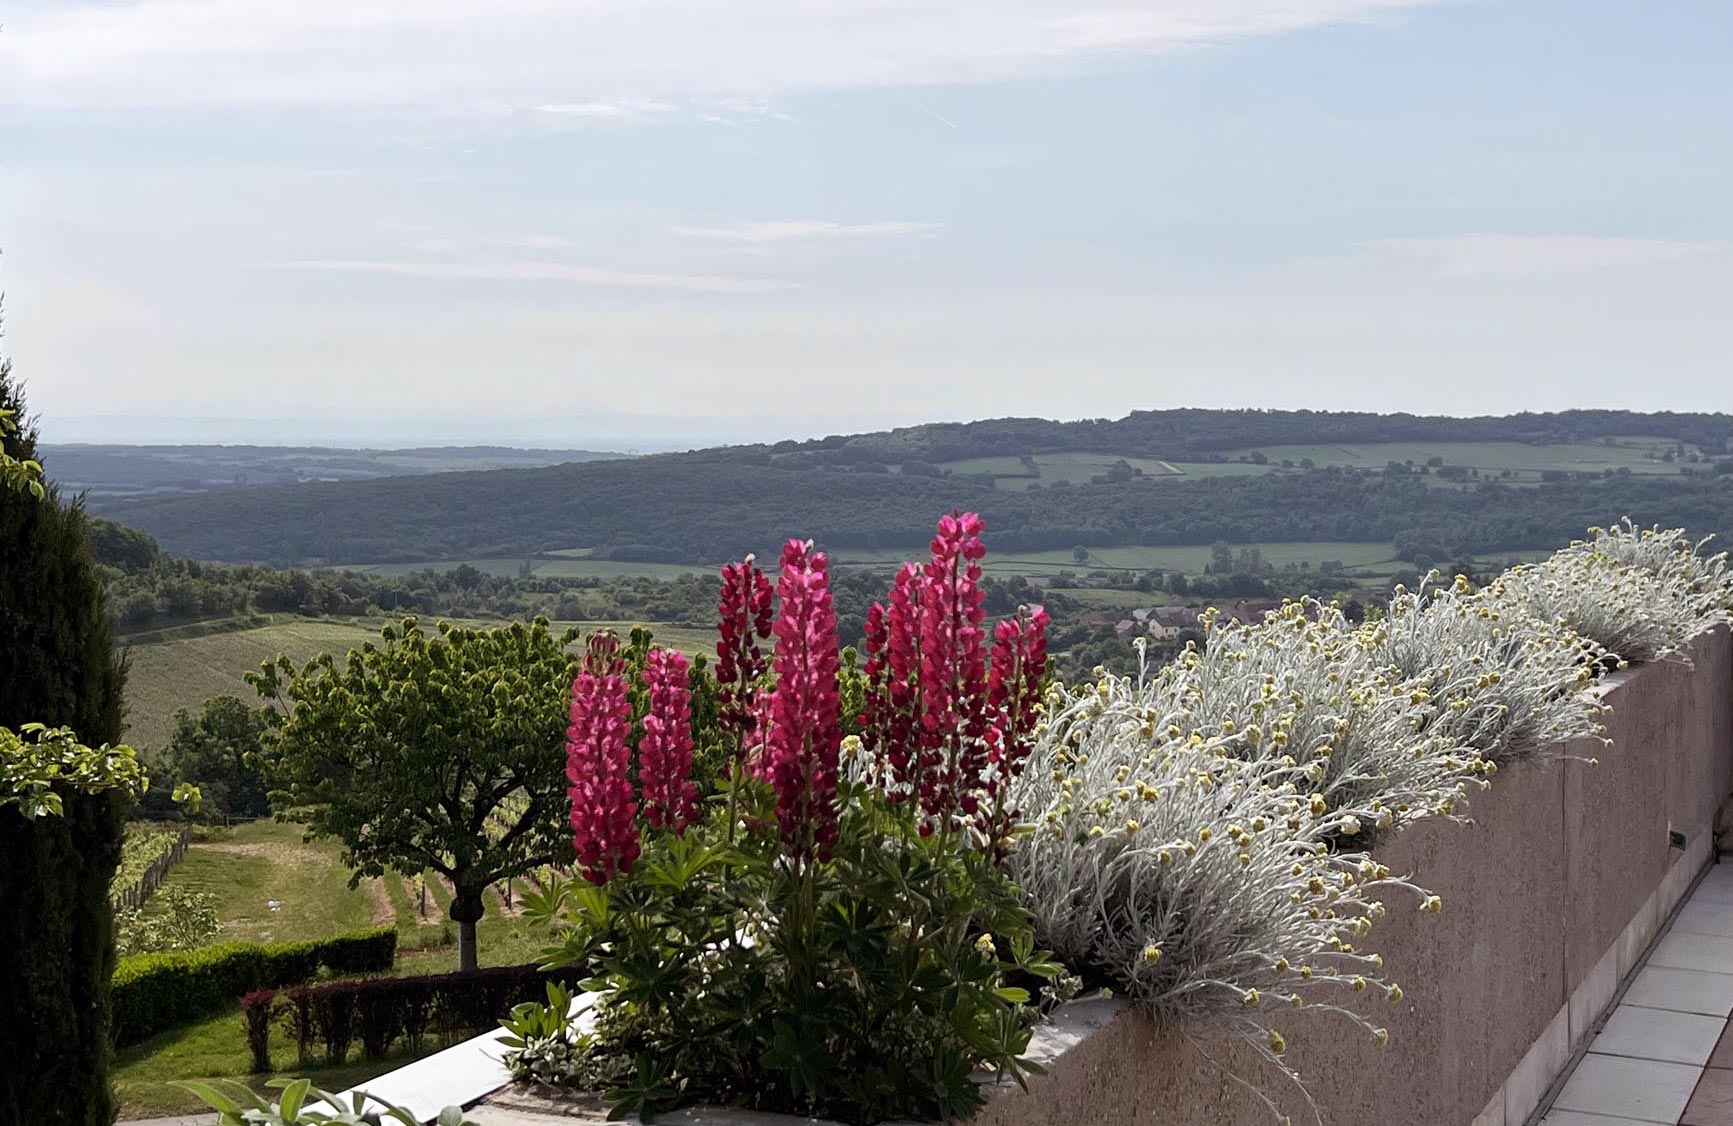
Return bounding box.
[164,694,273,819]
[253,617,580,970]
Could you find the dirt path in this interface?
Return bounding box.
[363,876,396,927]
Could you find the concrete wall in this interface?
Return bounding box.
[975,626,1733,1126]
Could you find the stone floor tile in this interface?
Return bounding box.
[1552,1053,1701,1123]
[1683,1067,1733,1125]
[1593,1005,1728,1065]
[1676,902,1733,939]
[1624,966,1733,1016]
[1542,1112,1671,1125]
[1654,932,1733,975]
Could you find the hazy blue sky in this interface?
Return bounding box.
[2,0,1729,449]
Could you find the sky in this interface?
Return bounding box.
[1,0,1730,450]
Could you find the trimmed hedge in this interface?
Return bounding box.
[242,963,578,1071]
[112,926,397,1046]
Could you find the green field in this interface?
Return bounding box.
[1227,439,1697,482]
[338,556,710,580]
[933,452,1272,490]
[123,619,386,749]
[123,617,714,752]
[829,540,1402,577]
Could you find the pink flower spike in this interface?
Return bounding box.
[639,647,698,834]
[764,539,843,862]
[716,555,774,749]
[566,633,639,885]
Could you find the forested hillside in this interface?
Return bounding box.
[92,409,1733,567]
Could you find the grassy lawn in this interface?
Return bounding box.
[112,1006,427,1118]
[151,819,383,945]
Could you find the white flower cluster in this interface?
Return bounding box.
[1005,523,1728,1119]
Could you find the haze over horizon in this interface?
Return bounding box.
[5,0,1731,446]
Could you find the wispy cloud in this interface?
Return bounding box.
[493,234,575,250]
[263,259,796,293]
[533,100,674,123]
[5,0,1454,112]
[671,220,942,244]
[1372,234,1732,278]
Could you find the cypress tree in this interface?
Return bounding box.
[0,341,130,1125]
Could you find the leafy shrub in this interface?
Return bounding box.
[111,926,396,1046]
[312,983,358,1066]
[242,989,276,1073]
[115,887,221,956]
[178,1077,476,1126]
[256,965,576,1067]
[316,927,400,976]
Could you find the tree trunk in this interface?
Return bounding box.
[449,884,486,972]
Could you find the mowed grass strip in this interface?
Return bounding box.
[148,819,379,945]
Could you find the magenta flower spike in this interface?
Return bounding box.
[566,633,640,885]
[764,539,843,861]
[640,647,699,834]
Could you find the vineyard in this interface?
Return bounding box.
[111,823,191,911]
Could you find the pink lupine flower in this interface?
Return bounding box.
[862,563,924,803]
[566,633,639,884]
[981,604,1050,855]
[764,539,842,861]
[716,555,775,746]
[639,647,698,834]
[918,511,991,824]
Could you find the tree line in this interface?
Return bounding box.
[97,450,1733,569]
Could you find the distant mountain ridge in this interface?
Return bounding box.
[44,443,626,503]
[85,408,1733,569]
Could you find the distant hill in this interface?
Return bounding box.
[88,409,1733,568]
[44,443,626,503]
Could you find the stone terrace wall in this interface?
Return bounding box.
[974,626,1733,1126]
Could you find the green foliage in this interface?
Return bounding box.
[0,404,45,499]
[0,723,147,818]
[0,348,136,1125]
[255,617,580,969]
[524,780,1061,1125]
[113,822,183,895]
[0,783,128,1125]
[177,1077,477,1126]
[111,927,398,1046]
[116,886,222,956]
[163,694,275,818]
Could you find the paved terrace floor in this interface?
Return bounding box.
[1543,862,1733,1126]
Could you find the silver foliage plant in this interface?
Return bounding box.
[1008,648,1433,1120]
[1368,575,1611,764]
[1483,521,1733,665]
[1004,523,1727,1121]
